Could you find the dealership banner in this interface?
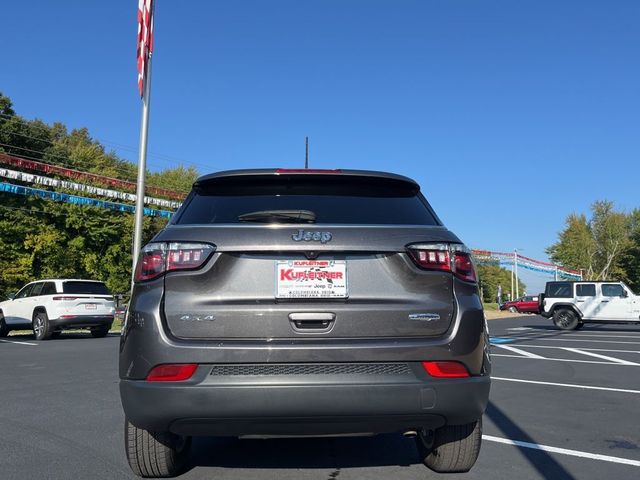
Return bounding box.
[0,181,173,219]
[0,167,181,209]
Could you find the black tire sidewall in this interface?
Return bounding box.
[0,315,9,337]
[33,312,52,340]
[91,325,111,338]
[553,309,579,330]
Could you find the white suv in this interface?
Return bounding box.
[0,279,115,340]
[540,281,640,330]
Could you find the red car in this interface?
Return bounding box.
[499,295,540,314]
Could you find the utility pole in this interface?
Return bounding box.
[554,266,558,281]
[514,249,519,299]
[305,136,309,169]
[510,264,514,301]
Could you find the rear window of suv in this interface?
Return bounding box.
[545,282,572,297]
[175,175,440,225]
[63,281,110,295]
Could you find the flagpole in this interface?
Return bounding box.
[132,54,152,285]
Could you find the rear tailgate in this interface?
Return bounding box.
[158,171,462,340]
[60,295,114,316]
[59,281,114,316]
[157,225,457,340]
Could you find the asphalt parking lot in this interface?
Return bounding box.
[1,315,639,480]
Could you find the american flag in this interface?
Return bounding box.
[137,0,154,97]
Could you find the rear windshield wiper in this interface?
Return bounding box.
[237,210,317,224]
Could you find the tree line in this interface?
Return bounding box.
[547,201,640,291]
[0,93,198,296]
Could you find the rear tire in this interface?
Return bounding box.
[416,419,482,473]
[125,419,191,478]
[91,325,111,338]
[553,308,579,330]
[33,312,53,340]
[0,315,9,337]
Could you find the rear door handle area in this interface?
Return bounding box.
[289,312,336,333]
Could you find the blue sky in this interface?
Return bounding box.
[2,1,639,293]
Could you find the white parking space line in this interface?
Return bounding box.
[511,333,640,340]
[499,345,640,354]
[483,435,640,467]
[507,338,640,345]
[493,344,545,358]
[0,339,37,346]
[492,376,640,394]
[562,348,640,365]
[491,354,638,366]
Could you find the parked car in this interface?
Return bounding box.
[499,295,540,314]
[540,281,640,330]
[0,279,115,340]
[120,168,491,477]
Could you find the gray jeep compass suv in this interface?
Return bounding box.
[120,169,491,477]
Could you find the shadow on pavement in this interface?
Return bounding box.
[187,433,419,471]
[486,401,575,480]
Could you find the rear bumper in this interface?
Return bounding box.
[120,368,490,436]
[50,315,113,329]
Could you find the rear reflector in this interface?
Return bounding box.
[146,364,198,382]
[422,361,470,378]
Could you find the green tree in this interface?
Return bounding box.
[547,201,631,281]
[0,93,197,297]
[476,263,526,303]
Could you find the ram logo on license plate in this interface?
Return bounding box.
[276,260,347,299]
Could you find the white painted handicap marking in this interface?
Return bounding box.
[489,336,516,344]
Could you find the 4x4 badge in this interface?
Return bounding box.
[409,313,440,321]
[292,229,332,244]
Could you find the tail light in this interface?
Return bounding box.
[422,361,470,378]
[134,242,215,282]
[408,243,477,283]
[146,364,198,382]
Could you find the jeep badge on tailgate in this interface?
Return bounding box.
[292,229,333,244]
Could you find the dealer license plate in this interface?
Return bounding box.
[276,260,348,299]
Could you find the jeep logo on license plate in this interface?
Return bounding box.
[292,229,332,244]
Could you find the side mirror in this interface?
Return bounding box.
[7,293,15,300]
[621,290,629,298]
